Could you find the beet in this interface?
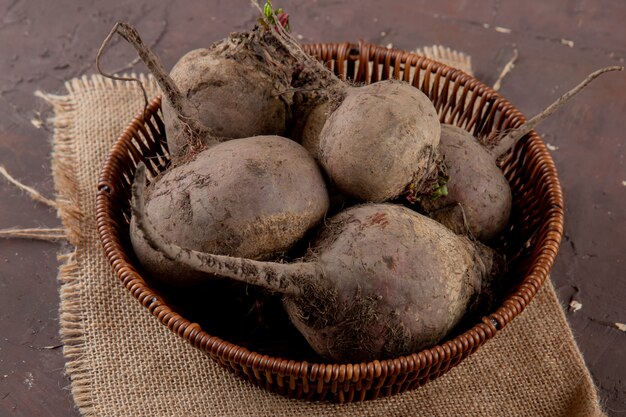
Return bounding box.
[290,72,443,204]
[418,124,512,242]
[318,80,441,203]
[162,47,289,157]
[129,136,329,287]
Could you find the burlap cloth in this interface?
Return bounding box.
[40,70,606,416]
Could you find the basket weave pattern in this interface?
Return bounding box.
[96,42,564,403]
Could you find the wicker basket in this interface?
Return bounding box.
[96,42,564,403]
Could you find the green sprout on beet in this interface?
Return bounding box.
[404,168,449,204]
[262,0,290,32]
[431,177,449,199]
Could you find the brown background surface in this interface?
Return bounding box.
[0,0,624,415]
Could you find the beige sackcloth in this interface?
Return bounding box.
[40,54,605,416]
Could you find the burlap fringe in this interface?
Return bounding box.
[36,90,83,245]
[57,251,94,414]
[36,85,93,415]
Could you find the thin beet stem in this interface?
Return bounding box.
[131,163,316,297]
[97,22,217,146]
[489,65,623,159]
[96,24,150,118]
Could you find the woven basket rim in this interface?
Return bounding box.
[95,41,564,402]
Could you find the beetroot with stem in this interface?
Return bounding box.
[290,76,443,203]
[414,66,623,242]
[132,164,502,362]
[97,19,296,159]
[247,3,444,204]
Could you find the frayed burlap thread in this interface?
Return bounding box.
[44,72,605,416]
